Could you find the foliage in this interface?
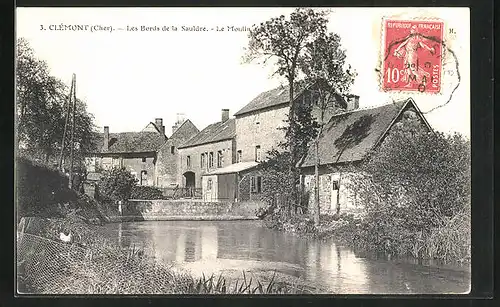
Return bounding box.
[258,149,296,215]
[130,185,164,200]
[339,125,471,260]
[359,128,470,230]
[246,9,356,222]
[16,157,74,219]
[16,38,97,164]
[16,157,106,224]
[97,167,138,203]
[245,8,333,207]
[264,212,317,236]
[299,27,357,225]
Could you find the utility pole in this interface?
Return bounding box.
[58,74,75,171]
[68,74,77,189]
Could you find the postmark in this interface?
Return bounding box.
[381,19,444,94]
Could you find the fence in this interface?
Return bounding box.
[16,231,321,294]
[158,187,202,200]
[16,231,199,294]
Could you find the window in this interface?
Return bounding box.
[251,176,262,193]
[255,145,261,162]
[201,153,206,168]
[186,155,191,167]
[237,150,242,163]
[140,170,148,186]
[209,152,214,168]
[207,179,213,190]
[332,180,339,190]
[170,146,175,154]
[217,150,223,168]
[141,157,146,162]
[255,122,260,132]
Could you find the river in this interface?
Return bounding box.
[103,220,470,294]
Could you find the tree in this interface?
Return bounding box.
[349,120,471,250]
[245,8,330,211]
[300,33,356,225]
[16,38,97,166]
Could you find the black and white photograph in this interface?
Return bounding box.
[15,7,471,295]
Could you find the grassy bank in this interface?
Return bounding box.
[17,217,317,294]
[263,208,471,265]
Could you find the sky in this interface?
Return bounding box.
[16,7,470,137]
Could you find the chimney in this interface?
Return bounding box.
[172,113,186,135]
[103,126,109,151]
[346,95,360,111]
[221,109,230,122]
[155,118,165,135]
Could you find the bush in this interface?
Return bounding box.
[340,125,471,261]
[16,157,76,219]
[263,212,317,235]
[130,186,164,200]
[97,167,137,203]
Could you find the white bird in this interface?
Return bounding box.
[59,231,72,243]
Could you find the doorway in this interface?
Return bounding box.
[183,171,196,197]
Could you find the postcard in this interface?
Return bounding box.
[15,7,471,295]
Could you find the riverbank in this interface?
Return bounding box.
[262,209,471,266]
[17,217,317,294]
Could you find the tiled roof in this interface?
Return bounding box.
[234,81,348,117]
[179,118,235,149]
[94,131,166,154]
[234,83,309,117]
[299,98,422,167]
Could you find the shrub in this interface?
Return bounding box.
[16,157,76,219]
[130,186,164,200]
[341,126,471,261]
[97,167,137,203]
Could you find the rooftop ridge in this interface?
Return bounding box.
[330,99,409,117]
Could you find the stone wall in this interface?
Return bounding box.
[118,199,264,221]
[303,172,362,216]
[235,105,288,162]
[122,156,156,186]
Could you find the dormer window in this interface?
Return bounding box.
[170,146,175,154]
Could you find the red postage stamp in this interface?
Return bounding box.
[382,19,444,93]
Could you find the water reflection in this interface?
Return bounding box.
[107,220,470,294]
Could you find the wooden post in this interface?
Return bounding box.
[68,74,77,189]
[58,75,75,172]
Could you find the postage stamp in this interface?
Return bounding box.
[382,19,444,93]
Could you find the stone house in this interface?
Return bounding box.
[199,83,358,202]
[298,98,432,215]
[200,83,355,203]
[233,82,356,163]
[85,118,167,186]
[155,116,199,188]
[177,110,236,193]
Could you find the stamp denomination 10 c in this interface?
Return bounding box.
[382,19,444,94]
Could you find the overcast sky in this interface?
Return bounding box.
[16,7,470,137]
